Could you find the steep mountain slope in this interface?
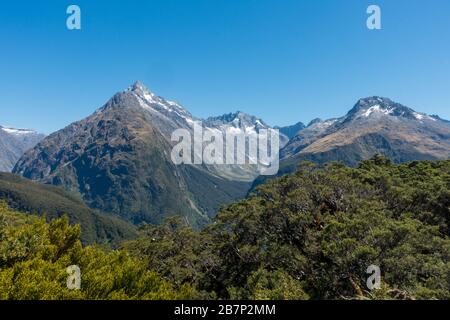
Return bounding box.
[280,118,339,159]
[13,82,252,227]
[0,126,45,172]
[206,111,289,147]
[280,97,450,172]
[0,172,136,245]
[274,121,306,139]
[205,111,273,134]
[202,111,287,180]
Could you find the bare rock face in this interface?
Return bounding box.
[275,122,306,140]
[13,82,252,227]
[14,86,450,227]
[0,125,45,172]
[280,96,450,171]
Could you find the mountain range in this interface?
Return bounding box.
[278,96,450,174]
[4,82,450,230]
[12,82,265,227]
[0,125,45,172]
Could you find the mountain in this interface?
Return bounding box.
[0,172,136,244]
[202,111,288,180]
[13,82,254,227]
[14,87,448,227]
[0,125,45,172]
[279,96,450,173]
[274,121,306,139]
[280,118,340,159]
[205,111,271,132]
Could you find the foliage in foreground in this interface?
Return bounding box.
[0,172,137,245]
[0,202,197,299]
[1,157,449,300]
[125,157,450,300]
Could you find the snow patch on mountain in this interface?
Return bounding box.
[413,112,436,122]
[363,105,394,117]
[1,127,37,136]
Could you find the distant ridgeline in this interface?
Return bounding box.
[0,125,45,172]
[3,82,449,229]
[0,172,136,245]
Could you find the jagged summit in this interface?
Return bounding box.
[126,80,159,102]
[110,81,194,125]
[8,84,450,229]
[274,122,306,139]
[357,96,394,106]
[344,96,437,122]
[205,111,269,129]
[12,83,254,226]
[131,80,146,89]
[127,80,152,94]
[307,118,323,127]
[280,96,450,167]
[347,96,400,116]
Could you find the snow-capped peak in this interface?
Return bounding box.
[348,97,397,117]
[344,96,439,123]
[127,81,190,113]
[129,80,150,93]
[124,81,195,128]
[205,111,269,130]
[1,126,37,136]
[128,81,158,103]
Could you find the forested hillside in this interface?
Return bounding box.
[0,173,137,245]
[0,202,199,299]
[1,157,449,300]
[125,156,450,300]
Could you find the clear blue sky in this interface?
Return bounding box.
[1,0,449,133]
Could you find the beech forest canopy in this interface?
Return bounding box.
[0,156,449,300]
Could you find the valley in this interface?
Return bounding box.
[2,84,450,233]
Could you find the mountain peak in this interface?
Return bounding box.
[206,111,268,129]
[333,96,446,126]
[351,96,396,113]
[357,96,393,105]
[275,121,306,139]
[1,125,39,136]
[346,96,420,120]
[232,111,256,121]
[127,81,155,97]
[0,125,45,172]
[113,80,194,125]
[130,80,148,91]
[307,118,323,127]
[124,81,168,107]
